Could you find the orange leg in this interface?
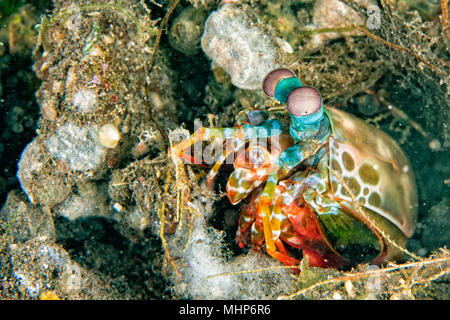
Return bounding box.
[170,127,207,165]
[171,127,247,187]
[257,171,301,270]
[207,138,245,188]
[274,239,300,272]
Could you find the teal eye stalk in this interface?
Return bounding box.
[263,68,324,132]
[262,68,302,103]
[287,86,324,127]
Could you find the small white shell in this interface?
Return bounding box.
[99,124,120,148]
[275,37,294,54]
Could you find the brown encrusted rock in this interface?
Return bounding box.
[53,182,113,221]
[16,139,71,207]
[6,239,127,299]
[0,190,56,244]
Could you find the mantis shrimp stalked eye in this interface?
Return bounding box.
[262,68,298,98]
[286,86,323,117]
[171,68,417,272]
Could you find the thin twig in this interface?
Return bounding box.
[299,26,360,37]
[158,168,181,278]
[381,0,393,13]
[202,265,299,281]
[410,267,450,287]
[351,24,439,75]
[363,89,428,139]
[148,0,180,74]
[147,0,181,150]
[279,255,449,299]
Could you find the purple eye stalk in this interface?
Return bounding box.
[287,86,324,126]
[262,68,324,128]
[262,68,297,98]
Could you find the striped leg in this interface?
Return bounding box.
[255,140,324,267]
[170,126,239,165]
[206,138,245,188]
[256,171,300,267]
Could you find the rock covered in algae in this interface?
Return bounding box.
[0,190,55,244]
[107,157,181,236]
[168,6,208,56]
[201,4,280,90]
[15,0,178,210]
[53,182,113,221]
[307,0,379,48]
[5,0,178,298]
[17,139,72,207]
[71,88,98,113]
[313,0,366,31]
[5,239,124,299]
[187,0,218,9]
[45,123,104,172]
[0,191,129,299]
